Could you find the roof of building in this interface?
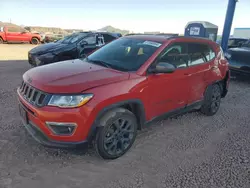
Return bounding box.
[185,21,218,29]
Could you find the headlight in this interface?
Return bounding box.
[48,94,93,108]
[34,56,42,65]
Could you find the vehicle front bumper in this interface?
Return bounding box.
[24,120,87,148]
[17,88,95,148]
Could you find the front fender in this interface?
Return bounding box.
[86,98,146,141]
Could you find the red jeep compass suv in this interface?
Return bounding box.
[17,35,230,159]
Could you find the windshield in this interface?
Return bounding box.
[56,33,88,44]
[85,38,162,71]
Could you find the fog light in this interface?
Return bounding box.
[46,122,77,135]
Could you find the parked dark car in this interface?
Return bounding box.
[28,31,121,66]
[225,40,250,75]
[217,37,248,49]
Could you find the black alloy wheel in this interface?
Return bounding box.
[104,118,135,156]
[95,108,138,159]
[210,85,221,113]
[201,84,222,116]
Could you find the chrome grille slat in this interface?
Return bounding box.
[30,89,35,102]
[19,82,48,107]
[26,86,31,99]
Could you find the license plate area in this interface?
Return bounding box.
[19,104,28,124]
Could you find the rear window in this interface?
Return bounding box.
[8,27,22,32]
[188,43,215,66]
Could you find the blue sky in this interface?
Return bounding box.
[0,0,249,34]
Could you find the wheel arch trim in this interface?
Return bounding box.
[86,99,146,141]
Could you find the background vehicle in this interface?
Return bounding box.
[225,39,250,75]
[18,36,229,159]
[0,26,41,44]
[28,31,121,66]
[43,34,67,43]
[217,37,248,49]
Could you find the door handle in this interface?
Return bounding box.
[184,73,191,76]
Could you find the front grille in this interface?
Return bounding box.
[19,81,49,107]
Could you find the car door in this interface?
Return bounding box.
[18,28,30,42]
[5,27,21,42]
[147,42,190,119]
[184,43,211,104]
[77,34,97,57]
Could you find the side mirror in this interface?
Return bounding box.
[150,62,176,74]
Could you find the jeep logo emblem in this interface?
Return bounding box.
[27,77,32,83]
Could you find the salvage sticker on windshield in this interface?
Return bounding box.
[143,41,162,47]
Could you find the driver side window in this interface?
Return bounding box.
[83,35,96,45]
[158,43,189,69]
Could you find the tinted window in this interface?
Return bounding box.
[158,43,189,68]
[57,33,88,44]
[102,34,116,43]
[188,43,215,66]
[228,39,248,47]
[242,40,250,48]
[86,38,162,71]
[84,35,96,45]
[8,27,21,32]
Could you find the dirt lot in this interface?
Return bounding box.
[0,58,250,187]
[0,44,35,60]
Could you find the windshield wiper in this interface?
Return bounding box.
[87,59,111,69]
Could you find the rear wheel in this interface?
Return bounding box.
[94,108,138,159]
[31,38,39,45]
[201,84,221,116]
[0,37,3,44]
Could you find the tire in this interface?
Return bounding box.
[201,84,222,116]
[0,37,3,44]
[94,108,138,159]
[31,38,39,45]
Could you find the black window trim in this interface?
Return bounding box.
[8,27,22,33]
[186,42,216,68]
[147,42,190,74]
[147,41,217,74]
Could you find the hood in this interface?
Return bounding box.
[29,42,75,55]
[23,59,129,93]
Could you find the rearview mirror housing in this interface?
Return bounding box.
[150,62,176,74]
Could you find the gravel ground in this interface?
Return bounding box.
[0,60,250,188]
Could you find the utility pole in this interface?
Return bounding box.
[221,0,238,51]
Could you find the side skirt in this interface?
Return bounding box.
[144,100,203,127]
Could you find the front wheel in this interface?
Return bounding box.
[201,84,221,116]
[31,38,39,45]
[94,108,138,159]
